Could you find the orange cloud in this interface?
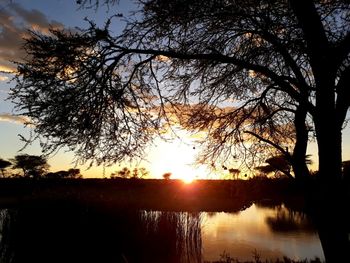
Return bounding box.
[0,75,9,81]
[0,113,31,125]
[155,55,170,62]
[0,2,64,72]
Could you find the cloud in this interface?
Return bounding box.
[0,75,8,81]
[155,55,170,62]
[0,2,64,72]
[0,113,31,124]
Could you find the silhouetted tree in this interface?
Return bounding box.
[67,168,82,178]
[132,167,149,178]
[110,167,149,179]
[254,165,276,177]
[162,172,171,180]
[11,154,49,178]
[228,168,240,180]
[255,154,313,178]
[46,168,82,179]
[111,167,131,179]
[0,158,12,177]
[266,155,292,178]
[10,0,350,183]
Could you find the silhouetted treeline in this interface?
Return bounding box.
[0,155,81,179]
[0,178,306,212]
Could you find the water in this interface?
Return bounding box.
[0,202,324,262]
[202,204,324,261]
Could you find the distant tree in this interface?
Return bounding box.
[131,167,149,179]
[0,158,12,177]
[110,167,149,179]
[162,173,171,180]
[228,168,240,180]
[254,165,276,177]
[111,167,131,179]
[256,154,313,178]
[266,155,292,178]
[11,154,50,178]
[45,171,61,178]
[67,168,82,178]
[46,168,82,179]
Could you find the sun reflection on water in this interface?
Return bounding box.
[201,204,324,262]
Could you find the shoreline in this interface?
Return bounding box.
[0,178,305,212]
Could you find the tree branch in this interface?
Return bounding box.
[114,46,303,103]
[260,31,310,93]
[244,130,291,158]
[334,32,350,67]
[336,66,350,126]
[289,0,330,67]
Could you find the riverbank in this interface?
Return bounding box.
[207,255,323,263]
[0,178,305,211]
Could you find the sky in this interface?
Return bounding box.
[0,0,213,180]
[0,0,349,179]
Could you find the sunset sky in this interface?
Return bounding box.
[1,0,350,179]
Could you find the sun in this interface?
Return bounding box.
[172,165,196,184]
[148,137,207,182]
[182,175,195,184]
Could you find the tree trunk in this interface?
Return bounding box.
[310,67,349,262]
[290,0,343,181]
[317,219,350,263]
[308,182,350,263]
[292,105,310,180]
[316,124,342,181]
[314,78,343,181]
[312,75,347,261]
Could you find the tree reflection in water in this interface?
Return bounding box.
[0,202,328,262]
[0,204,202,263]
[265,205,316,234]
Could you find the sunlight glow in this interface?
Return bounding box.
[148,136,208,181]
[181,174,195,184]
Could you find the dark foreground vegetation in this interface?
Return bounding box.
[208,252,323,263]
[0,178,306,212]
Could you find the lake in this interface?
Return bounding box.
[202,203,323,262]
[0,201,324,262]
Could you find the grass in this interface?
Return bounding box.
[206,250,324,263]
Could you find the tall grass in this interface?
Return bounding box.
[0,204,203,263]
[139,210,202,263]
[207,250,324,263]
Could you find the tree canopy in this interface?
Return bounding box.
[45,168,82,179]
[110,167,149,179]
[11,154,50,178]
[10,0,350,181]
[0,158,12,177]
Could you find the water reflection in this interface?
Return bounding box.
[265,205,316,234]
[202,204,324,262]
[0,204,202,263]
[0,203,324,262]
